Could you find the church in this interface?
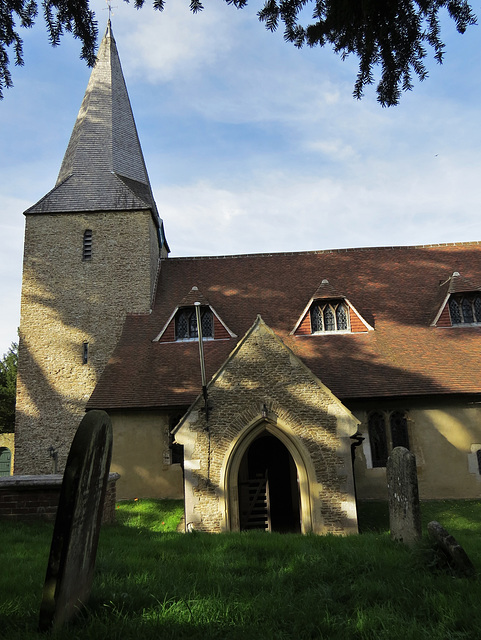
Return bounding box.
[13,22,481,534]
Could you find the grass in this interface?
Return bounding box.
[1,499,481,639]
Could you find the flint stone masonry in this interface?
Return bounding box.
[0,473,119,523]
[38,410,113,631]
[387,446,421,545]
[175,316,359,535]
[15,209,159,476]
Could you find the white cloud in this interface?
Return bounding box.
[2,0,481,355]
[0,197,25,354]
[110,0,239,83]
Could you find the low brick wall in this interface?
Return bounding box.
[0,472,120,523]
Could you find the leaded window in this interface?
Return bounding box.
[311,305,323,332]
[368,410,410,468]
[449,294,481,325]
[175,307,214,340]
[390,411,410,449]
[368,412,388,467]
[310,300,350,333]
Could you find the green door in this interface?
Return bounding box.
[0,448,11,476]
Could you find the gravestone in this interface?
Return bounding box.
[428,520,476,577]
[38,410,113,631]
[386,446,421,545]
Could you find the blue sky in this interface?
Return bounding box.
[1,0,481,355]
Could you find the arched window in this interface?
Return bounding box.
[175,307,214,340]
[310,300,350,333]
[83,229,92,260]
[368,412,388,467]
[390,411,410,449]
[368,410,410,468]
[449,294,481,325]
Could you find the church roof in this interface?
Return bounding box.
[25,21,161,222]
[87,241,481,410]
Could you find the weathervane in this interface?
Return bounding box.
[104,0,118,19]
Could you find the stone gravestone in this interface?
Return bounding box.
[428,520,476,577]
[38,410,113,631]
[386,446,421,546]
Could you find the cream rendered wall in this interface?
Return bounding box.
[352,399,481,500]
[15,210,159,474]
[109,409,183,500]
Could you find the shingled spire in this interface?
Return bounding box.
[26,20,165,241]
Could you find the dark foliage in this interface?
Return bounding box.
[0,342,17,433]
[0,1,476,104]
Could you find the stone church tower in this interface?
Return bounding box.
[14,21,168,474]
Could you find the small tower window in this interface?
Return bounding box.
[83,229,93,260]
[82,342,89,364]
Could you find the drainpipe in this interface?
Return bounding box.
[350,430,365,522]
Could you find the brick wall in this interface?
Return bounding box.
[0,473,120,523]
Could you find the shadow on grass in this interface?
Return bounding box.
[2,500,481,639]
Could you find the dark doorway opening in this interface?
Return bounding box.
[238,431,301,533]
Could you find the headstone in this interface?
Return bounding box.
[386,446,421,545]
[38,410,113,631]
[428,520,476,577]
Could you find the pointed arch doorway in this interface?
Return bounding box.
[238,430,301,533]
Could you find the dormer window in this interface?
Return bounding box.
[175,306,213,340]
[310,300,350,333]
[448,294,481,325]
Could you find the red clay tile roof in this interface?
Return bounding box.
[87,242,481,409]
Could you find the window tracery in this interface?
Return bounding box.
[449,294,481,325]
[310,300,350,333]
[175,306,214,340]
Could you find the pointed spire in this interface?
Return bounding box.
[26,21,162,228]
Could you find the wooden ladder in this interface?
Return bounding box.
[240,474,271,531]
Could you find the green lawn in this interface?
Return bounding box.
[1,499,481,639]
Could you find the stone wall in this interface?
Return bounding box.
[175,317,359,535]
[0,473,120,523]
[15,210,159,475]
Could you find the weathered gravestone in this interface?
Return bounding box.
[428,520,476,577]
[38,410,113,631]
[386,446,421,546]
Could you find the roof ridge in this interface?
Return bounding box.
[163,241,481,262]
